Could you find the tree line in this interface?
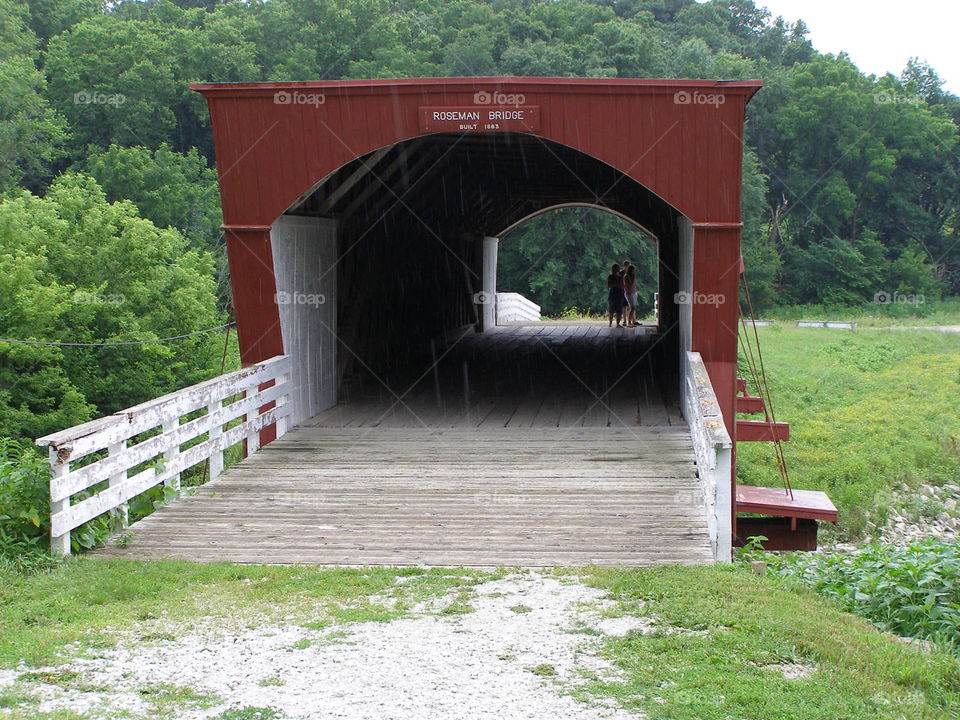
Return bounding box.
[0,0,958,440]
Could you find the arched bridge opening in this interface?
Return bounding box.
[274,133,685,427]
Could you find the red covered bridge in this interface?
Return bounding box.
[37,77,835,565]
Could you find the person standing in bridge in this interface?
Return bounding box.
[607,263,626,327]
[623,264,638,327]
[619,260,632,315]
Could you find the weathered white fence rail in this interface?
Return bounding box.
[36,355,293,556]
[496,292,541,323]
[681,351,733,562]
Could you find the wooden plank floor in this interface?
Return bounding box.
[97,325,712,566]
[97,426,712,566]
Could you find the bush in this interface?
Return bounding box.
[0,438,50,554]
[0,437,114,559]
[765,539,960,651]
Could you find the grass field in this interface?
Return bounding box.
[736,324,960,539]
[1,560,958,720]
[759,298,960,326]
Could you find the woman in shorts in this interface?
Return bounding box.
[623,264,638,327]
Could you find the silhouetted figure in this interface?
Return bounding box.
[623,264,638,327]
[607,264,625,327]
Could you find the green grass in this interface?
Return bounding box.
[1,560,959,719]
[439,590,476,616]
[736,324,960,538]
[760,298,960,326]
[214,707,279,720]
[579,565,960,720]
[527,663,557,677]
[0,559,493,668]
[0,686,36,710]
[133,683,220,716]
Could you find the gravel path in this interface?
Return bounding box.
[6,574,651,719]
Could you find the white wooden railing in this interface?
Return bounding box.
[682,351,733,562]
[36,355,294,556]
[495,292,541,323]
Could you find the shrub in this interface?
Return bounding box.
[0,437,113,558]
[765,539,960,651]
[0,438,50,554]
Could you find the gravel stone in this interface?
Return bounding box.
[4,574,650,720]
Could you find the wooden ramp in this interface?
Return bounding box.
[96,325,712,567]
[96,425,712,567]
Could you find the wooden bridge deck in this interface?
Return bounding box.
[96,324,713,566]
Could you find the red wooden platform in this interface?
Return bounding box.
[735,485,838,522]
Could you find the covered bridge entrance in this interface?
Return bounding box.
[38,77,836,565]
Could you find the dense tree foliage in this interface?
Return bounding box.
[499,208,658,316]
[0,174,224,440]
[0,0,958,438]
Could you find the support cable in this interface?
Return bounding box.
[738,268,793,499]
[0,322,237,348]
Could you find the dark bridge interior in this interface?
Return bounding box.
[286,133,684,418]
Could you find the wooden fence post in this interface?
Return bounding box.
[49,450,70,556]
[208,400,224,479]
[109,441,128,527]
[162,418,181,491]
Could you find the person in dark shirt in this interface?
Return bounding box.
[607,264,625,327]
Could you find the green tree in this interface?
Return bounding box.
[83,143,221,251]
[0,173,225,440]
[25,0,104,46]
[42,4,259,158]
[498,207,658,316]
[0,1,66,192]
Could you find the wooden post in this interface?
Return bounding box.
[481,236,498,331]
[208,400,224,479]
[275,371,288,439]
[49,449,70,556]
[162,418,181,491]
[246,394,261,455]
[108,441,128,527]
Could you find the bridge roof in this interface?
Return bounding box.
[191,76,762,96]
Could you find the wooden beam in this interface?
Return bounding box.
[342,141,433,219]
[736,419,789,441]
[318,143,395,213]
[736,395,765,414]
